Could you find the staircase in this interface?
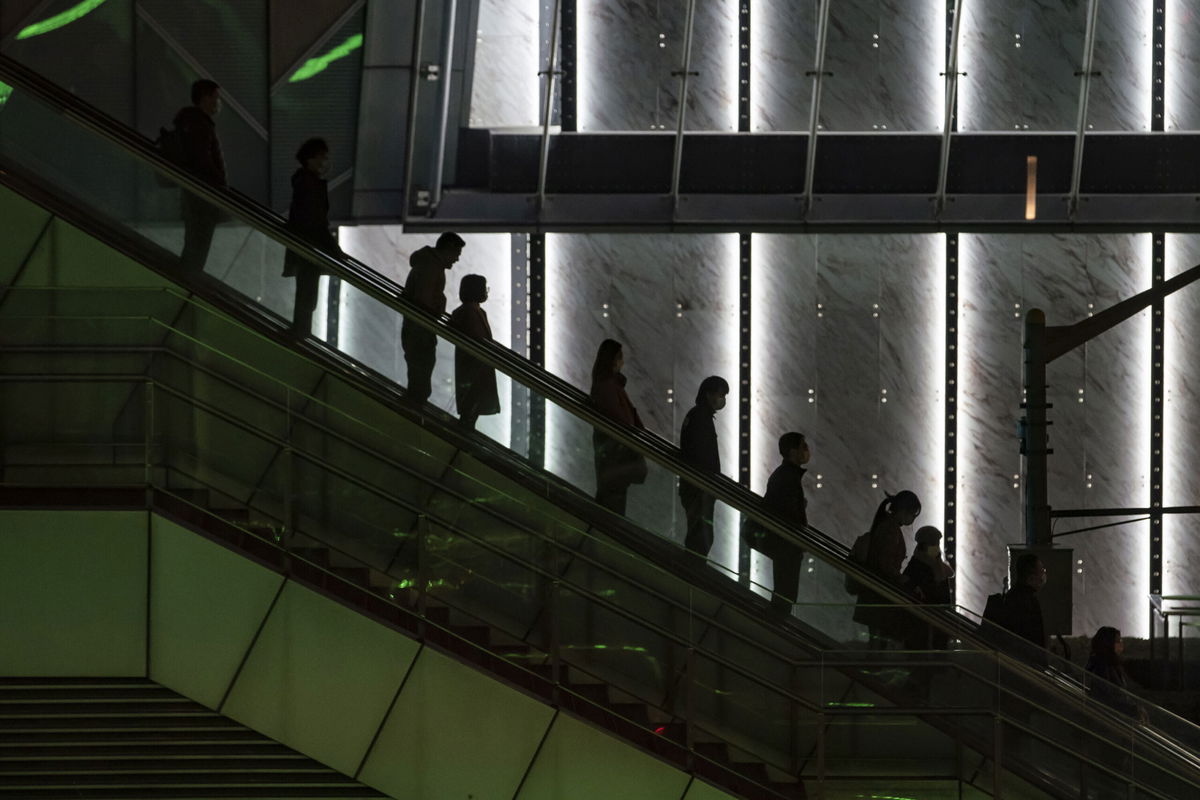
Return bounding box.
[0,678,387,799]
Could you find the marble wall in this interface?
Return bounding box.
[1167,0,1200,130]
[960,0,1149,131]
[544,233,741,570]
[750,1,817,132]
[338,227,514,447]
[576,0,737,131]
[1164,236,1200,600]
[959,234,1150,637]
[468,0,541,128]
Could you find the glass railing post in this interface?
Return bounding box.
[549,579,561,703]
[143,378,154,491]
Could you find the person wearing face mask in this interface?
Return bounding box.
[679,376,729,563]
[852,490,922,644]
[283,137,342,336]
[903,526,954,649]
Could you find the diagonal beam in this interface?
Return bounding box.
[669,0,699,210]
[270,0,365,92]
[800,0,832,217]
[934,0,965,217]
[1067,0,1101,218]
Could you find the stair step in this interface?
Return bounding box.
[0,687,186,702]
[0,701,214,717]
[0,716,245,731]
[0,743,298,759]
[0,757,341,774]
[0,730,270,745]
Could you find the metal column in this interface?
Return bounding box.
[738,233,752,586]
[560,0,577,132]
[528,233,547,468]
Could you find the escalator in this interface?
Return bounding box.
[1,52,1199,799]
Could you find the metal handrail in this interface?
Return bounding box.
[6,331,1199,795]
[1,55,1196,778]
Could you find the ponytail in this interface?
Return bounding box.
[869,490,922,533]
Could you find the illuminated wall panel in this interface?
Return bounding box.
[960,234,1149,636]
[1166,0,1200,130]
[960,1,1087,131]
[338,227,513,447]
[751,234,942,599]
[577,0,737,131]
[820,0,942,131]
[468,0,540,128]
[749,0,817,132]
[545,233,739,571]
[1163,235,1200,605]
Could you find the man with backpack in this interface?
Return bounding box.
[171,79,226,272]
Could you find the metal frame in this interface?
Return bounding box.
[1067,0,1102,218]
[269,0,366,92]
[738,232,752,586]
[934,0,965,217]
[800,0,833,217]
[1151,233,1165,604]
[429,0,460,211]
[560,0,577,132]
[535,0,564,207]
[528,232,547,468]
[737,0,750,134]
[669,0,700,210]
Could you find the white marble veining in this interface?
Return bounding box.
[338,227,513,447]
[578,0,737,131]
[820,0,942,131]
[1166,0,1200,130]
[960,0,1087,131]
[545,233,740,568]
[960,234,1150,637]
[751,0,817,132]
[468,0,541,128]
[1164,235,1200,606]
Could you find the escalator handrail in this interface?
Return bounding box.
[0,54,1194,768]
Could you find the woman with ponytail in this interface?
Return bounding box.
[852,491,922,644]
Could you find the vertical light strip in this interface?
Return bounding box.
[1163,234,1185,605]
[1150,234,1165,630]
[561,0,577,131]
[956,233,979,612]
[738,0,750,132]
[737,233,752,586]
[944,235,958,590]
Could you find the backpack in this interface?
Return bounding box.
[844,531,871,595]
[154,126,186,187]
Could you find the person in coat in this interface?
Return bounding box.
[283,137,341,336]
[174,79,226,272]
[902,526,953,649]
[589,339,645,515]
[754,432,810,614]
[1085,626,1145,722]
[679,376,729,562]
[853,490,921,644]
[402,232,465,403]
[448,274,500,429]
[1005,553,1048,655]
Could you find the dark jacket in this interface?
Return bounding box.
[1004,583,1047,651]
[173,106,226,187]
[404,246,451,316]
[679,404,719,500]
[448,303,500,418]
[851,515,911,635]
[591,373,642,429]
[753,461,807,562]
[903,552,951,606]
[283,168,338,277]
[1085,659,1141,719]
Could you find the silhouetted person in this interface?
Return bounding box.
[743,432,810,614]
[679,376,728,562]
[1086,626,1144,721]
[590,339,646,514]
[448,274,499,429]
[283,137,341,336]
[402,232,465,403]
[903,526,953,649]
[1006,553,1048,653]
[853,491,921,644]
[175,79,226,272]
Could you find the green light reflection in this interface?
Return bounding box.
[0,82,11,108]
[288,34,364,83]
[17,0,108,40]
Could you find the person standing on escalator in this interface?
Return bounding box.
[402,232,465,403]
[283,137,341,336]
[589,339,647,515]
[174,79,226,273]
[679,376,728,564]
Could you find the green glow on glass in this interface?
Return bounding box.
[16,0,108,39]
[855,795,918,800]
[288,33,364,83]
[0,82,11,108]
[826,701,876,708]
